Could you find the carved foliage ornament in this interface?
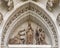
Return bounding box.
[46,0,59,11]
[4,0,14,11]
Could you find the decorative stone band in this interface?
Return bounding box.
[1,2,58,48]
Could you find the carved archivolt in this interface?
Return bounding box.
[0,12,3,24]
[46,0,59,11]
[1,2,58,48]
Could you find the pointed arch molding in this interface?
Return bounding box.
[1,2,58,48]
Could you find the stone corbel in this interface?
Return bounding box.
[4,0,14,11]
[0,12,3,24]
[46,0,59,11]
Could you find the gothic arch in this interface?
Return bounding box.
[1,2,58,48]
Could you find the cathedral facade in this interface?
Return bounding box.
[0,0,60,48]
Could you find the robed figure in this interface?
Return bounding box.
[26,21,34,44]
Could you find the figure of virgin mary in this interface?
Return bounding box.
[26,21,33,44]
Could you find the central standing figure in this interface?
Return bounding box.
[26,21,34,44]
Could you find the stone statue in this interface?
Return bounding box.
[35,27,47,45]
[4,0,14,11]
[26,21,33,44]
[9,29,26,44]
[57,13,60,26]
[46,0,59,11]
[9,35,21,44]
[35,27,40,44]
[39,29,47,45]
[0,12,3,24]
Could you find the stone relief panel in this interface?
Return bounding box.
[46,0,59,11]
[8,21,50,45]
[0,12,3,24]
[3,0,14,11]
[35,27,47,45]
[57,13,60,26]
[1,3,58,48]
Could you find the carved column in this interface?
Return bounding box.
[46,0,59,11]
[0,12,3,24]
